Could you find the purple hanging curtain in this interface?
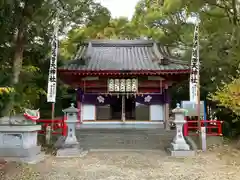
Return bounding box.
[82,94,118,106]
[76,88,170,105]
[135,94,165,105]
[76,88,83,102]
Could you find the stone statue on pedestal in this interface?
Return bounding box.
[0,108,43,164]
[0,108,40,125]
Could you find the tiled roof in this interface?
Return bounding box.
[59,40,189,72]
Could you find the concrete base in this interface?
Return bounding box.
[0,146,41,157]
[171,142,190,151]
[167,148,195,157]
[55,136,88,157]
[0,125,43,164]
[0,146,44,164]
[56,147,88,158]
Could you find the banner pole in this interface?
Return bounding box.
[197,76,202,149]
[51,102,55,137]
[47,6,60,143]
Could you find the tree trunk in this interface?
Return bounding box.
[231,0,238,26]
[12,29,24,85]
[1,26,25,117]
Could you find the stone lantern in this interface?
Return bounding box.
[56,103,85,157]
[62,103,79,146]
[171,103,190,150]
[168,103,195,156]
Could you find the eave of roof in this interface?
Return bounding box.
[59,39,190,74]
[58,69,190,76]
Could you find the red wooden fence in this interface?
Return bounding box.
[37,116,67,136]
[183,120,223,136]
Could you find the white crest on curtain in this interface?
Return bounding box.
[144,95,152,103]
[97,96,105,103]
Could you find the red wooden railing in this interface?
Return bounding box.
[183,120,223,136]
[37,116,67,136]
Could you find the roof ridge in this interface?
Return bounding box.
[90,39,154,43]
[77,39,154,47]
[168,58,189,65]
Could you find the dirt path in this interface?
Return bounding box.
[1,146,240,180]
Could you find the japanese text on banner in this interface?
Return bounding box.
[47,21,59,103]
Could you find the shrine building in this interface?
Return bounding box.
[58,40,190,129]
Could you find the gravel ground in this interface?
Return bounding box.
[1,145,240,180]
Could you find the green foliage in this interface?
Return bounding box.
[209,74,240,116]
[0,0,113,116]
[0,87,14,95]
[163,0,183,13]
[130,0,240,132]
[0,0,240,127]
[60,17,139,59]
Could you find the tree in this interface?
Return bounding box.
[209,73,240,116]
[132,0,240,99]
[60,17,139,59]
[0,0,112,116]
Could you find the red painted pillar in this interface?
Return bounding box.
[218,121,222,136]
[76,88,82,127]
[183,120,188,136]
[164,83,170,130]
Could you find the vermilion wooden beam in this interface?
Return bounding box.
[59,72,189,86]
[83,88,162,93]
[63,80,167,87]
[58,69,190,75]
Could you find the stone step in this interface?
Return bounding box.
[76,129,175,150]
[77,136,173,141]
[76,129,174,136]
[77,128,170,132]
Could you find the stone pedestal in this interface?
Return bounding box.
[56,104,87,157]
[0,125,44,164]
[168,104,195,157]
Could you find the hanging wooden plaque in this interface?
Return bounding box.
[131,78,138,92]
[120,79,126,92]
[108,79,114,92]
[126,79,131,92]
[114,79,120,92]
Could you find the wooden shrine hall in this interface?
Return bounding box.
[58,40,190,129]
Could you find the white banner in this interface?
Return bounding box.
[189,23,200,103]
[47,16,59,103]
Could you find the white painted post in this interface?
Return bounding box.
[201,127,207,151]
[46,125,51,145]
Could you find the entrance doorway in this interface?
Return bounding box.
[125,96,136,120]
[110,95,136,120]
[111,96,121,120]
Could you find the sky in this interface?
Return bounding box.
[96,0,139,20]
